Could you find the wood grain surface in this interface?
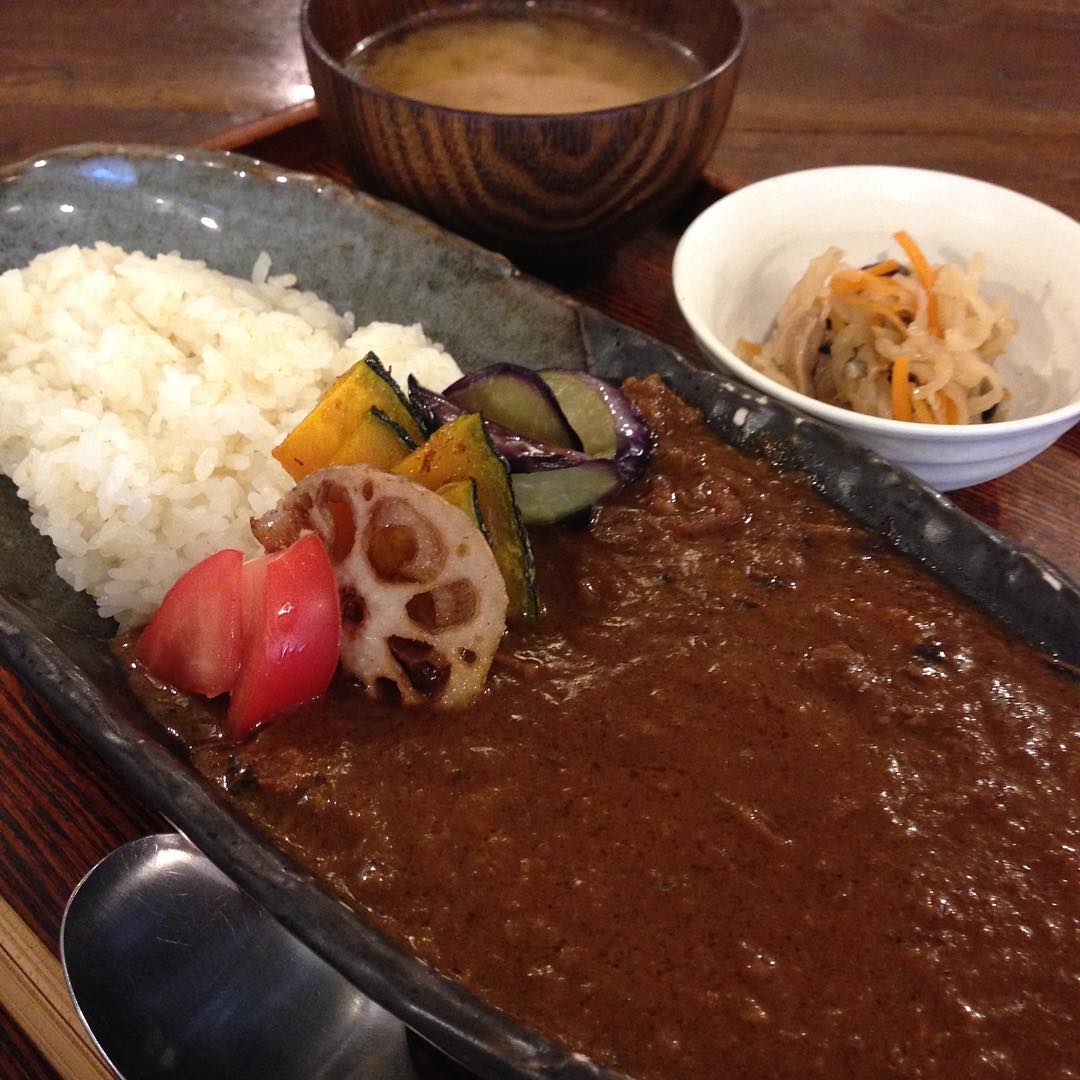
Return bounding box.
[0,895,114,1080]
[3,1,1078,218]
[301,0,745,257]
[1,2,1078,1077]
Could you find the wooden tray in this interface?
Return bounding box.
[0,102,1076,1080]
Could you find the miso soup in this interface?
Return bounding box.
[344,5,704,115]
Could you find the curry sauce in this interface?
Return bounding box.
[126,378,1079,1078]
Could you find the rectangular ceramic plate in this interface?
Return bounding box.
[1,145,1077,1080]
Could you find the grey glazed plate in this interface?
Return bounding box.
[1,145,1078,1080]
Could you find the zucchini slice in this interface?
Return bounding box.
[395,414,538,619]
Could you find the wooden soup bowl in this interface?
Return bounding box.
[301,0,745,260]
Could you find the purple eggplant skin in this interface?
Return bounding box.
[409,378,620,524]
[409,377,591,472]
[409,369,652,525]
[408,377,466,435]
[539,369,652,483]
[442,364,583,451]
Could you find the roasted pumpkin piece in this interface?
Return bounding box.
[328,407,416,471]
[436,478,486,537]
[272,352,425,481]
[394,414,538,619]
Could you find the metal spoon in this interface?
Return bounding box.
[60,832,430,1079]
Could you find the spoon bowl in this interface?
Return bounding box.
[60,833,434,1079]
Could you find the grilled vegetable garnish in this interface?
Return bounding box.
[328,407,416,470]
[538,369,652,481]
[395,414,538,620]
[410,364,653,521]
[409,377,582,469]
[509,459,622,526]
[274,356,653,620]
[273,352,424,481]
[436,478,486,535]
[252,464,508,709]
[443,364,582,449]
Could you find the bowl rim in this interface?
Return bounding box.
[672,164,1080,440]
[300,0,747,121]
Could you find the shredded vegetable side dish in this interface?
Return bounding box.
[737,231,1017,424]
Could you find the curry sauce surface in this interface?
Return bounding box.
[132,378,1080,1079]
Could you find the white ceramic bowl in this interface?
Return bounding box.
[673,165,1080,490]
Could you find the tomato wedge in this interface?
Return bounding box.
[136,534,341,738]
[227,532,341,739]
[134,548,244,697]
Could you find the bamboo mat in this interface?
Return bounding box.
[0,895,114,1080]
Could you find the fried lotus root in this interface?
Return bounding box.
[252,464,508,709]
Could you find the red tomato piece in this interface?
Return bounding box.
[227,532,341,739]
[134,548,244,697]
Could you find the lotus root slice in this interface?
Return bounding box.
[252,464,508,708]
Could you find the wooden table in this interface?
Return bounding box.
[1,2,1077,1076]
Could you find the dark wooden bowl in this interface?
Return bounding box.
[301,0,745,261]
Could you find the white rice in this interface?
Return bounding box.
[0,242,462,626]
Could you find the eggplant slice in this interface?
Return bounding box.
[443,363,583,450]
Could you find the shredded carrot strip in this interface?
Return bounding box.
[828,272,865,294]
[736,338,762,357]
[925,294,943,338]
[891,356,912,421]
[893,230,941,337]
[893,230,934,290]
[912,396,934,424]
[940,393,960,424]
[863,259,900,277]
[829,272,906,299]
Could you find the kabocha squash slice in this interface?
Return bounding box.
[328,407,417,471]
[394,414,538,619]
[436,478,486,536]
[273,352,425,481]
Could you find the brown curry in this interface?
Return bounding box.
[124,378,1079,1078]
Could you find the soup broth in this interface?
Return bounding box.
[344,5,704,114]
